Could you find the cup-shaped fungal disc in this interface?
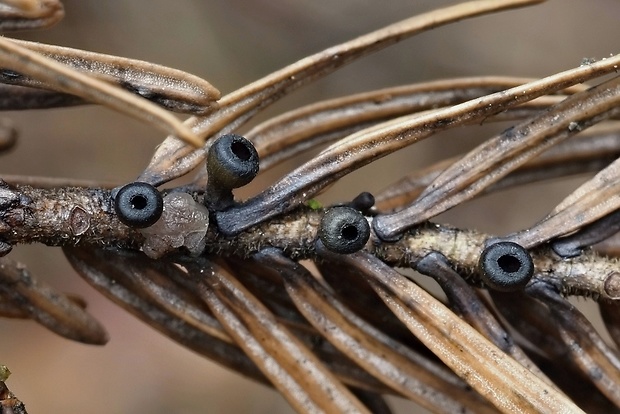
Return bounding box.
[318,206,370,254]
[113,182,163,228]
[479,241,534,292]
[207,134,259,190]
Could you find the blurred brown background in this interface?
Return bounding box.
[1,1,618,413]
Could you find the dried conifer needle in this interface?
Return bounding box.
[190,77,564,188]
[0,36,203,147]
[490,290,566,357]
[0,290,30,318]
[325,249,582,413]
[110,252,232,343]
[0,173,120,189]
[599,300,620,350]
[213,258,396,394]
[593,232,620,258]
[194,259,370,414]
[373,74,620,240]
[0,256,108,344]
[10,39,220,114]
[140,0,546,185]
[215,57,620,236]
[528,283,620,406]
[415,251,550,383]
[551,209,620,258]
[63,247,266,383]
[375,126,620,211]
[507,154,620,249]
[0,0,63,31]
[258,248,496,413]
[248,77,541,168]
[0,84,84,110]
[245,82,569,171]
[197,278,328,412]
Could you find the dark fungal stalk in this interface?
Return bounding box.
[347,191,376,215]
[204,134,260,212]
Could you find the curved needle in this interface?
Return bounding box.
[374,124,620,211]
[215,56,620,236]
[139,0,546,185]
[258,248,497,414]
[0,0,64,31]
[506,154,620,249]
[0,255,108,344]
[327,249,582,413]
[372,74,620,240]
[188,77,565,189]
[193,258,371,414]
[0,36,203,147]
[9,39,220,114]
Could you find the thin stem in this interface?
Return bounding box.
[3,184,619,301]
